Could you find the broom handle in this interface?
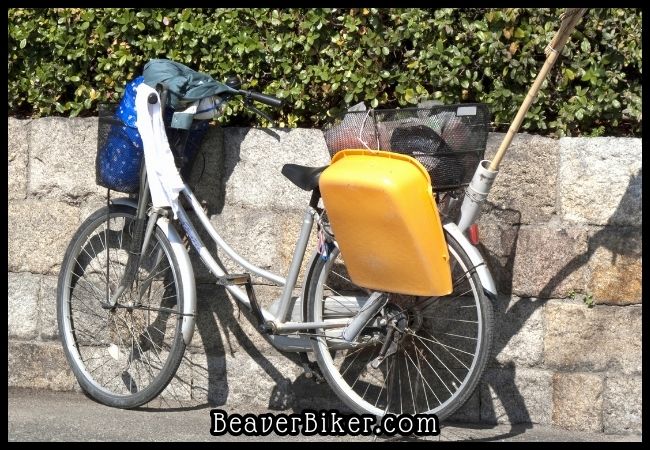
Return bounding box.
[488,8,587,171]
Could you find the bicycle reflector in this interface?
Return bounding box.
[468,223,480,245]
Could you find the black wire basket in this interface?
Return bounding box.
[323,104,490,191]
[96,103,208,193]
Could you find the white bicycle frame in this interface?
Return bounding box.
[113,165,497,354]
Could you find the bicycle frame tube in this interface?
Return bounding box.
[180,186,286,285]
[176,183,352,334]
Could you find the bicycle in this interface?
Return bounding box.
[56,9,585,420]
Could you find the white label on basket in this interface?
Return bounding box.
[456,106,477,116]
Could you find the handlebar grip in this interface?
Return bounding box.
[245,91,284,108]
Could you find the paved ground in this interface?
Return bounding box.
[8,388,641,442]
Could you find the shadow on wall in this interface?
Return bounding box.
[186,127,283,216]
[144,127,340,412]
[539,168,642,299]
[474,203,528,431]
[465,168,641,439]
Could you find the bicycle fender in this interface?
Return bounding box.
[443,222,498,300]
[157,217,196,345]
[111,198,197,345]
[300,250,320,320]
[110,197,139,209]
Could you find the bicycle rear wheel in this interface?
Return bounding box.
[57,204,186,408]
[305,231,494,419]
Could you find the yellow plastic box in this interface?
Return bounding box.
[319,149,452,296]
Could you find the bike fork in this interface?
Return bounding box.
[105,170,160,308]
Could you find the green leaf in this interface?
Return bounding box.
[19,39,26,49]
[404,88,417,104]
[564,68,575,80]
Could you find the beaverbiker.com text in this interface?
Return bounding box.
[210,409,440,437]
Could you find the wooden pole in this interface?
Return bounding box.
[488,8,587,171]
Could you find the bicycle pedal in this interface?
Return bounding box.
[216,273,251,286]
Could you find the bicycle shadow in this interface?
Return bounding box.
[445,169,641,440]
[182,127,342,412]
[137,282,342,413]
[189,281,343,412]
[140,195,342,412]
[466,203,530,433]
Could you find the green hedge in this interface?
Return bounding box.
[8,8,642,137]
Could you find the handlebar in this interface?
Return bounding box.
[149,80,283,124]
[236,89,284,109]
[147,84,283,110]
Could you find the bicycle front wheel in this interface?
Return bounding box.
[57,204,186,408]
[305,231,494,419]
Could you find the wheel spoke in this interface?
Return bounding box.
[404,346,440,408]
[417,331,476,358]
[403,346,416,413]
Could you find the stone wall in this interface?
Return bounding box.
[7,117,641,435]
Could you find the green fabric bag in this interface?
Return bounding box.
[143,59,237,109]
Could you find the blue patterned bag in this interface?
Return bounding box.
[96,76,208,193]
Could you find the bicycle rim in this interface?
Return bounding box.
[57,206,186,408]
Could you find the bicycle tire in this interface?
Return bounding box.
[305,230,494,419]
[57,204,186,409]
